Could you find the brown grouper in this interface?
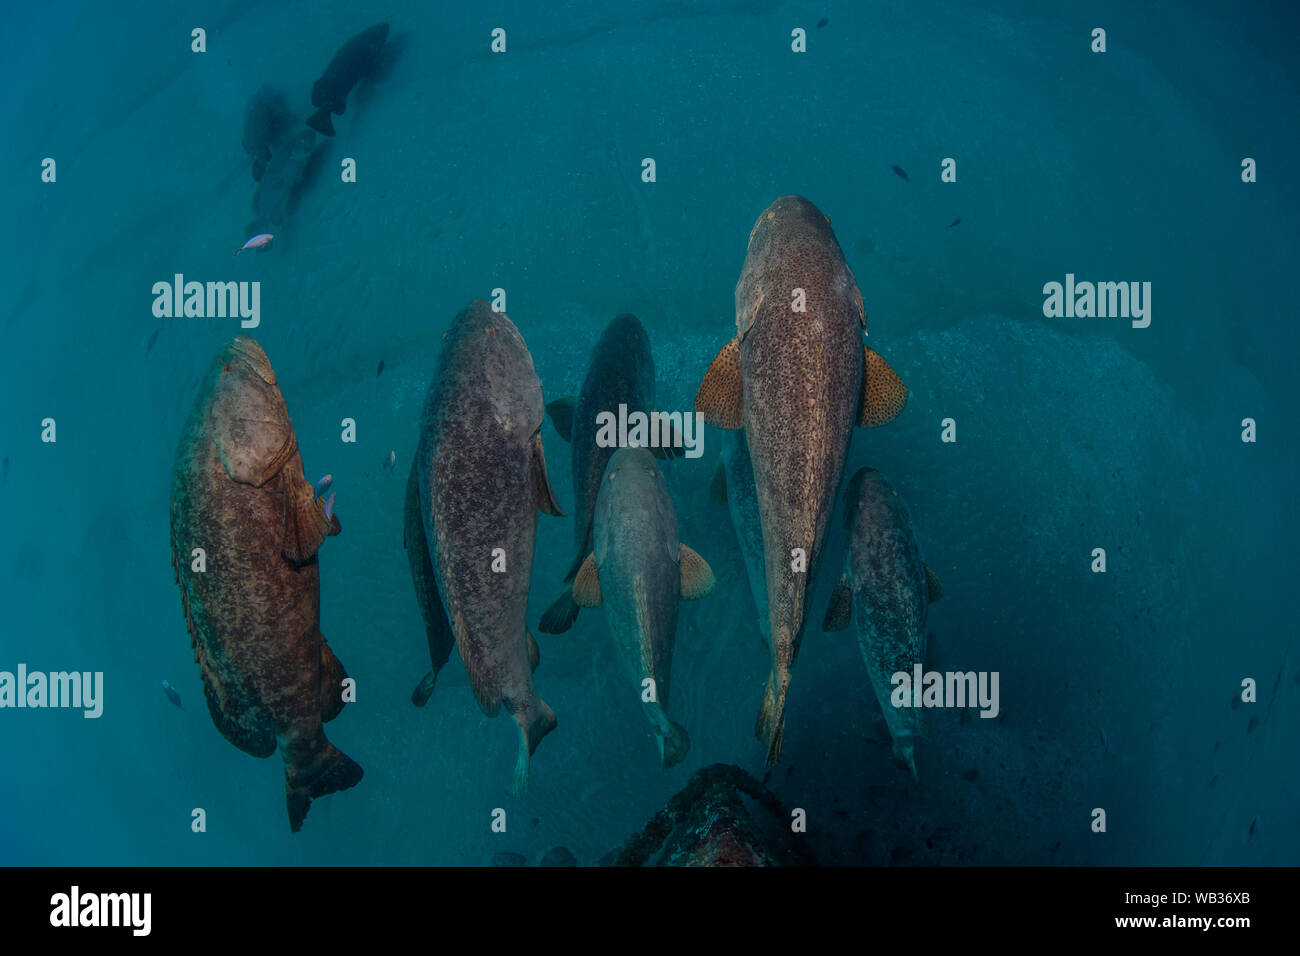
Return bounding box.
[570,447,715,769]
[307,23,389,136]
[695,195,909,765]
[169,335,360,833]
[540,313,678,634]
[412,300,565,793]
[822,468,942,779]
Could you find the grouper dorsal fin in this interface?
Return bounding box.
[694,336,744,429]
[858,346,908,427]
[531,433,566,517]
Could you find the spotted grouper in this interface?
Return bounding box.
[169,335,360,833]
[569,447,715,768]
[822,468,942,779]
[539,313,678,634]
[694,195,909,765]
[412,300,565,793]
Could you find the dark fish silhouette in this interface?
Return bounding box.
[892,165,910,182]
[242,85,292,182]
[816,18,829,29]
[948,218,962,227]
[161,679,182,709]
[540,846,577,867]
[307,23,390,136]
[376,359,385,377]
[146,328,160,353]
[695,196,908,766]
[170,335,361,832]
[248,127,321,235]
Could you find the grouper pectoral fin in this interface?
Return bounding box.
[531,433,566,516]
[319,634,348,722]
[709,456,728,503]
[571,553,602,607]
[405,461,454,707]
[545,396,576,442]
[694,336,744,429]
[678,545,715,600]
[527,630,541,672]
[925,565,943,603]
[282,471,341,563]
[539,587,580,634]
[858,346,908,427]
[822,575,853,631]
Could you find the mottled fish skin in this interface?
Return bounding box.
[719,430,770,647]
[249,128,319,234]
[738,196,867,764]
[566,314,657,582]
[414,300,563,793]
[841,468,929,777]
[590,447,692,768]
[169,335,360,833]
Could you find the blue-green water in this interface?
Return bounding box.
[1,0,1295,865]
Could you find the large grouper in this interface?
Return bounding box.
[694,195,910,765]
[410,299,565,793]
[569,447,715,769]
[169,335,361,833]
[539,313,679,634]
[822,468,942,779]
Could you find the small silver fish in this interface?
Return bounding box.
[383,450,396,470]
[313,474,333,498]
[162,679,182,709]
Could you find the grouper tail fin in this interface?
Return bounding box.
[285,741,363,833]
[755,669,789,767]
[509,698,557,796]
[658,719,691,770]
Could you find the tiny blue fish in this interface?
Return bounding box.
[323,491,336,521]
[313,474,333,499]
[948,218,962,227]
[891,165,910,182]
[162,679,182,709]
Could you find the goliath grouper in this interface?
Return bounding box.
[169,335,360,832]
[694,195,909,765]
[570,447,715,768]
[411,300,565,793]
[540,313,678,634]
[822,468,941,779]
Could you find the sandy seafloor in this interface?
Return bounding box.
[0,0,1296,865]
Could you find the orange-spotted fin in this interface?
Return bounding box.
[858,347,908,427]
[679,545,715,600]
[694,337,744,429]
[571,553,602,607]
